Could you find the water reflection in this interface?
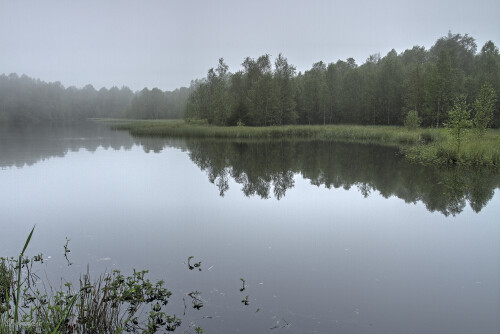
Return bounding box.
[163,139,500,216]
[0,122,135,168]
[1,123,499,216]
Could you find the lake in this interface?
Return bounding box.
[1,122,499,333]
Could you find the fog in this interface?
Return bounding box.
[1,0,499,90]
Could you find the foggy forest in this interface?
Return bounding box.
[1,32,499,128]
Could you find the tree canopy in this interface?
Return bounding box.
[186,32,500,128]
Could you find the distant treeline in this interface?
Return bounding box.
[186,32,500,127]
[1,32,499,127]
[0,74,191,123]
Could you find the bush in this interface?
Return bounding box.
[447,96,472,152]
[404,110,421,131]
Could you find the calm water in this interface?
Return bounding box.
[1,122,499,334]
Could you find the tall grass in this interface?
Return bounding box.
[113,120,444,145]
[404,130,500,167]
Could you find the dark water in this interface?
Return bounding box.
[1,122,499,333]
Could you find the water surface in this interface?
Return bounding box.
[1,122,499,333]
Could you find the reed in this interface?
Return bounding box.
[113,120,443,144]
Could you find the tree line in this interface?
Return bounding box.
[1,32,498,128]
[0,74,191,123]
[186,32,500,128]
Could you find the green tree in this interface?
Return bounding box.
[185,79,210,121]
[430,32,477,76]
[357,54,380,125]
[429,52,454,127]
[447,95,472,152]
[228,71,250,125]
[273,53,297,125]
[301,61,328,124]
[378,50,404,125]
[473,41,500,127]
[325,62,342,123]
[337,59,361,123]
[403,62,425,115]
[244,55,277,126]
[213,58,231,125]
[473,83,497,137]
[404,110,421,130]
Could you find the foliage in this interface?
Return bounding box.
[473,83,497,137]
[404,110,421,130]
[184,33,500,128]
[447,96,472,151]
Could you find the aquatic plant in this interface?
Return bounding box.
[187,256,201,271]
[0,227,206,333]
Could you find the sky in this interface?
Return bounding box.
[1,0,499,91]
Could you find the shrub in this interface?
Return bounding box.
[404,110,421,131]
[447,96,472,152]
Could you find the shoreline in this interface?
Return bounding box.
[109,120,500,169]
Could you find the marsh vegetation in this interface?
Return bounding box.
[0,227,209,334]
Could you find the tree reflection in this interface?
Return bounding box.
[0,122,135,168]
[2,123,498,217]
[176,139,500,216]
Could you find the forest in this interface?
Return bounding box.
[186,32,500,127]
[0,75,191,123]
[1,32,499,128]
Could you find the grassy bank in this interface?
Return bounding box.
[111,120,500,168]
[403,131,500,167]
[113,120,444,144]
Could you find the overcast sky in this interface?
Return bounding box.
[1,0,499,91]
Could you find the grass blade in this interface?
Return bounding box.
[14,225,35,323]
[20,225,35,257]
[51,293,78,334]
